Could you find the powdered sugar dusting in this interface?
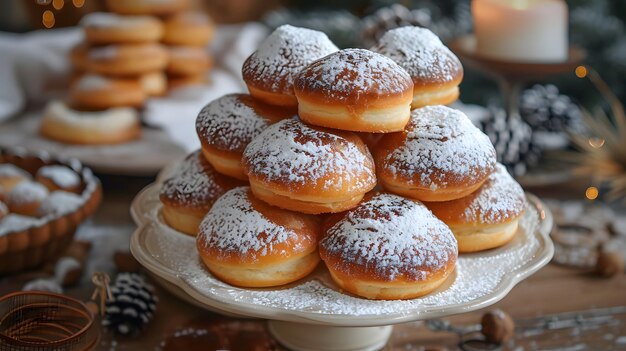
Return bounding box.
[198,187,293,261]
[462,164,526,223]
[38,191,84,217]
[383,106,495,188]
[0,164,30,179]
[137,183,548,317]
[372,27,462,84]
[160,151,230,209]
[196,94,272,153]
[0,214,43,237]
[80,12,155,28]
[88,46,118,60]
[242,25,338,94]
[8,181,49,205]
[74,75,111,92]
[37,165,81,189]
[0,201,7,217]
[296,48,413,101]
[321,193,456,281]
[243,118,376,191]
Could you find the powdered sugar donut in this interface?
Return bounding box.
[372,27,463,109]
[242,118,377,214]
[320,192,457,300]
[425,164,526,252]
[375,105,496,202]
[242,25,338,107]
[40,101,141,145]
[159,151,244,236]
[37,191,84,218]
[70,43,168,76]
[36,165,82,194]
[0,164,31,192]
[80,12,163,44]
[69,74,146,110]
[7,181,49,216]
[196,187,320,287]
[162,12,214,47]
[195,94,292,180]
[166,46,213,76]
[295,48,414,133]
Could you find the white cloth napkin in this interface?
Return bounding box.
[0,23,269,152]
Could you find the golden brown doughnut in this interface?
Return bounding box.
[139,71,167,96]
[35,165,82,194]
[0,164,32,192]
[70,43,169,77]
[372,27,463,109]
[40,101,141,145]
[105,0,189,15]
[424,164,526,253]
[242,25,338,107]
[6,181,49,217]
[295,48,414,133]
[80,12,163,44]
[166,46,213,76]
[162,12,214,47]
[196,187,320,287]
[242,118,377,214]
[375,105,496,202]
[159,151,245,236]
[69,74,146,110]
[167,74,207,91]
[196,94,292,180]
[320,192,457,300]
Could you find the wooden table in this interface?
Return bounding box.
[2,175,625,350]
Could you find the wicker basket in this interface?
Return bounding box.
[0,148,101,275]
[0,291,99,350]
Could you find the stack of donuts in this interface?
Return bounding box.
[40,0,214,145]
[160,25,528,300]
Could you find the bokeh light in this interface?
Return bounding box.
[42,10,55,28]
[52,0,64,10]
[575,65,587,78]
[585,186,599,200]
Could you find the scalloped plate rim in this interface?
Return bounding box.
[130,183,554,327]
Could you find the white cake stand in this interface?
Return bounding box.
[130,183,554,351]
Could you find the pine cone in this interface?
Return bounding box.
[520,84,583,134]
[478,108,542,177]
[102,273,158,336]
[361,4,431,47]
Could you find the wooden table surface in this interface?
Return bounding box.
[2,175,625,351]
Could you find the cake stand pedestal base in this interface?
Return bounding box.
[268,321,393,351]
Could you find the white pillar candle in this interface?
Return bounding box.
[472,0,568,62]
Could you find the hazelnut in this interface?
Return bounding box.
[481,309,515,344]
[595,250,625,278]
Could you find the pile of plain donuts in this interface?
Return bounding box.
[159,25,527,300]
[40,0,214,145]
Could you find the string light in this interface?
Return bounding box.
[575,66,587,78]
[42,10,55,28]
[52,0,64,10]
[585,186,599,200]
